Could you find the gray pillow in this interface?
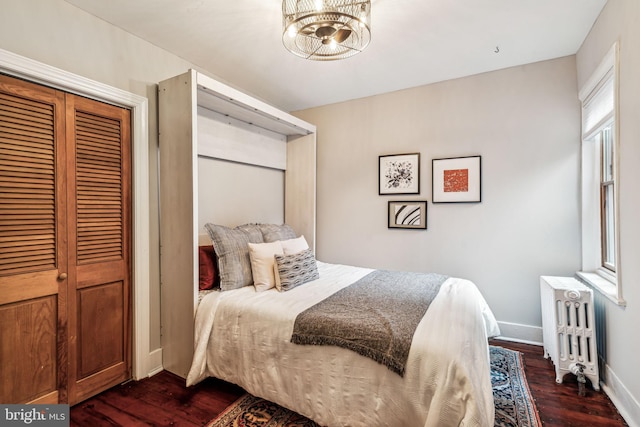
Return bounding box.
[274,248,319,292]
[259,223,296,242]
[204,223,263,291]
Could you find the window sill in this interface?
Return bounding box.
[576,270,626,307]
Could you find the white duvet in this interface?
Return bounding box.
[187,261,500,427]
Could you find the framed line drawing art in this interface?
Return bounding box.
[388,200,427,229]
[379,153,420,195]
[432,156,481,203]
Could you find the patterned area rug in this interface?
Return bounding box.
[490,346,541,427]
[207,346,541,427]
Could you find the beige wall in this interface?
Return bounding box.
[577,0,640,423]
[295,56,582,334]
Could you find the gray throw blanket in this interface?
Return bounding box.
[290,270,448,376]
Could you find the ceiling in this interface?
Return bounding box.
[63,0,607,112]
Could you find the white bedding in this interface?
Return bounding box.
[187,261,500,427]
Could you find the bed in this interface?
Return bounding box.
[187,223,500,427]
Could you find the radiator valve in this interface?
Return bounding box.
[570,362,587,396]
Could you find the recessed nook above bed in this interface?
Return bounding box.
[158,69,316,378]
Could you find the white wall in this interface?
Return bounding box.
[294,56,582,342]
[576,1,640,424]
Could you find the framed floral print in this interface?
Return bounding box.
[379,153,420,195]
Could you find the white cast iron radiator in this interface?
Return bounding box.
[540,276,600,391]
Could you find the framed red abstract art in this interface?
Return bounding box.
[432,156,481,203]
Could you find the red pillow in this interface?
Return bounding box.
[198,245,217,290]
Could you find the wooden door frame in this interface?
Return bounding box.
[0,48,152,380]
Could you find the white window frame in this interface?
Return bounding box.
[577,42,625,306]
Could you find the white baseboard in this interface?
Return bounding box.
[147,348,164,377]
[494,321,543,346]
[601,363,640,427]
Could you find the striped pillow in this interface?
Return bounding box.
[205,223,263,291]
[259,223,297,242]
[274,248,319,292]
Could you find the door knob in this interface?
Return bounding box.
[58,273,68,281]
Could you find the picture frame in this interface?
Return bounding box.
[388,200,427,229]
[379,153,420,195]
[432,156,481,203]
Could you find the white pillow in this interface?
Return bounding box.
[280,235,309,255]
[248,241,283,292]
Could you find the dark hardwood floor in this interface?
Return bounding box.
[491,340,627,427]
[70,340,628,426]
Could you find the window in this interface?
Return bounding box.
[600,125,615,271]
[577,42,624,305]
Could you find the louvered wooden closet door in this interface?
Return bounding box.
[66,94,131,405]
[0,74,131,405]
[0,75,67,404]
